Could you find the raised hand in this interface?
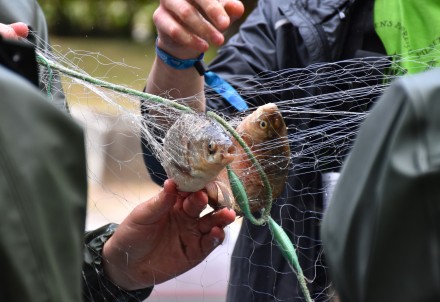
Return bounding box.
[154,0,244,58]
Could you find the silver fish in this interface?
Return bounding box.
[162,113,236,192]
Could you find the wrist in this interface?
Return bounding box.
[156,37,203,60]
[155,39,204,72]
[102,238,148,290]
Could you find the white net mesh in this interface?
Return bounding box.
[32,32,440,301]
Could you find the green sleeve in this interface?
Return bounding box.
[0,65,86,302]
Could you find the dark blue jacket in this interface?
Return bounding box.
[142,0,386,301]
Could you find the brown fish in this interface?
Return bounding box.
[162,113,236,192]
[207,103,290,215]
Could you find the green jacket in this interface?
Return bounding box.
[0,63,151,302]
[0,64,86,301]
[0,0,152,300]
[322,68,440,302]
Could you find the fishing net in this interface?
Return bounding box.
[30,32,440,302]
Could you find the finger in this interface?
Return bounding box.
[200,226,225,255]
[10,22,29,38]
[193,0,230,31]
[182,190,208,218]
[154,6,209,54]
[161,0,225,46]
[130,179,178,225]
[198,207,236,234]
[0,23,19,39]
[223,0,245,23]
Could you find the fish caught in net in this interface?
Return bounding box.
[29,32,440,301]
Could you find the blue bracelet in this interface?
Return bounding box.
[155,40,204,70]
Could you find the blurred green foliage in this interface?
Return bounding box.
[41,0,257,109]
[41,0,159,41]
[40,0,256,41]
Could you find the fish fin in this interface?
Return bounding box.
[205,181,220,209]
[216,181,234,209]
[206,180,234,210]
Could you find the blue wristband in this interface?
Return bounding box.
[155,40,204,70]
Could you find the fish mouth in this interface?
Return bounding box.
[221,144,236,163]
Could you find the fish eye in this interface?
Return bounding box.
[208,142,217,154]
[259,120,267,129]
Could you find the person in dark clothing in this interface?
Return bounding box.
[0,4,236,302]
[144,0,389,301]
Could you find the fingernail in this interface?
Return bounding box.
[212,237,221,248]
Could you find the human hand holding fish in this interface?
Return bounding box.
[102,179,236,290]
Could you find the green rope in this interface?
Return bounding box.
[210,111,273,224]
[268,217,313,302]
[226,166,267,225]
[35,52,195,114]
[36,52,312,301]
[35,53,273,222]
[36,53,53,98]
[227,166,313,302]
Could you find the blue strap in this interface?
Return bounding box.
[204,71,248,111]
[156,42,248,111]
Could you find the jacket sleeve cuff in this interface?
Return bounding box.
[82,223,153,301]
